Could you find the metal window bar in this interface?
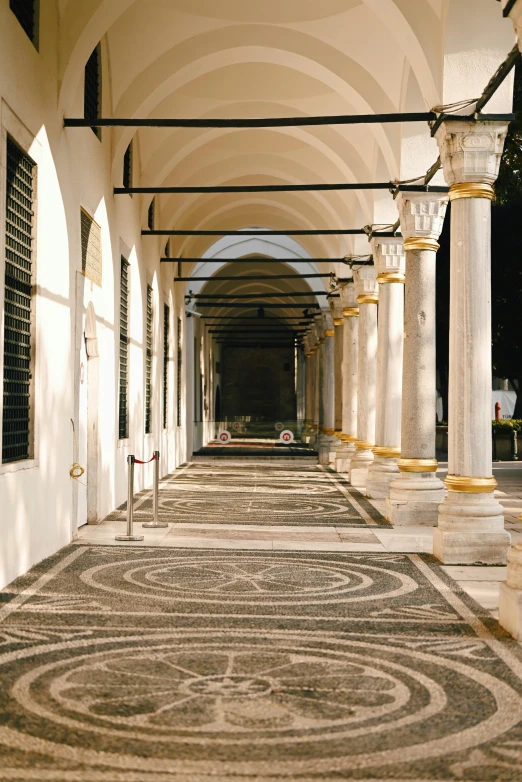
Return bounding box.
[3,137,35,464]
[177,317,182,427]
[9,0,36,42]
[119,257,129,439]
[84,46,100,138]
[163,304,169,429]
[123,142,132,189]
[145,285,152,434]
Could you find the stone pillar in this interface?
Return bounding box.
[296,346,306,424]
[434,119,510,564]
[367,239,405,499]
[330,299,344,463]
[319,310,335,465]
[385,192,448,526]
[349,266,379,488]
[335,283,359,473]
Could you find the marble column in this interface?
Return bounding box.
[330,299,344,464]
[335,283,359,473]
[319,310,335,465]
[367,239,405,499]
[349,266,378,488]
[434,119,510,564]
[385,192,448,526]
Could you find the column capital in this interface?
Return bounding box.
[395,190,448,247]
[329,298,343,324]
[339,281,359,316]
[434,119,509,189]
[371,236,405,284]
[321,308,334,334]
[353,265,378,304]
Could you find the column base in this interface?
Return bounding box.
[349,449,373,489]
[366,457,400,499]
[318,435,332,465]
[385,472,445,526]
[433,491,509,565]
[499,543,522,639]
[335,443,355,474]
[329,436,342,465]
[499,582,522,640]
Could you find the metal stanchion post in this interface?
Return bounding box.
[142,451,168,528]
[116,455,144,541]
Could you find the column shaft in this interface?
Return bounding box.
[349,302,378,486]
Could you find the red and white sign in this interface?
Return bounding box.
[232,422,241,431]
[218,430,231,444]
[274,422,284,432]
[280,429,294,444]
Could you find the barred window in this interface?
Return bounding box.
[177,317,182,427]
[10,0,38,46]
[84,45,101,138]
[2,137,35,464]
[148,198,155,230]
[123,142,132,189]
[163,304,169,429]
[119,257,129,439]
[145,285,153,434]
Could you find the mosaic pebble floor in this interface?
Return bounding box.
[1,545,522,779]
[104,462,386,527]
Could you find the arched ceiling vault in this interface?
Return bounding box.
[59,0,514,326]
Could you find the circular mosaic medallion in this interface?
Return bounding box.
[2,632,522,776]
[80,554,417,605]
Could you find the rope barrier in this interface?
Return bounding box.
[134,454,157,464]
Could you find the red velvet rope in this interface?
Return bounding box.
[134,454,157,465]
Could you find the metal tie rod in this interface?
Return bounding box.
[117,183,449,194]
[144,229,401,236]
[66,112,436,129]
[189,291,331,298]
[168,258,343,264]
[195,303,320,308]
[177,274,333,281]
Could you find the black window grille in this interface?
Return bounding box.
[119,257,129,439]
[84,45,101,138]
[2,137,35,464]
[10,0,37,45]
[177,317,182,426]
[123,142,132,189]
[163,304,169,429]
[148,198,155,230]
[145,285,152,434]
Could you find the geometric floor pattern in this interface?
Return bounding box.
[1,545,522,779]
[105,461,388,526]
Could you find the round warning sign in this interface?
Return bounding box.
[280,429,294,444]
[274,422,284,432]
[218,430,231,444]
[232,422,241,431]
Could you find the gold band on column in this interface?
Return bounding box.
[324,428,335,435]
[341,434,357,442]
[333,318,344,326]
[334,430,342,437]
[355,439,374,450]
[444,475,498,493]
[373,446,401,458]
[449,183,494,202]
[343,307,359,317]
[398,458,438,472]
[403,237,440,252]
[324,329,335,337]
[356,294,379,305]
[376,272,406,284]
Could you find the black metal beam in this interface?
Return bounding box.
[65,112,435,129]
[195,303,320,309]
[167,258,341,264]
[208,330,306,334]
[144,229,401,236]
[201,316,313,321]
[177,274,332,281]
[189,291,329,299]
[504,0,518,18]
[117,183,448,195]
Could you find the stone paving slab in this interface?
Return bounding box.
[0,546,522,779]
